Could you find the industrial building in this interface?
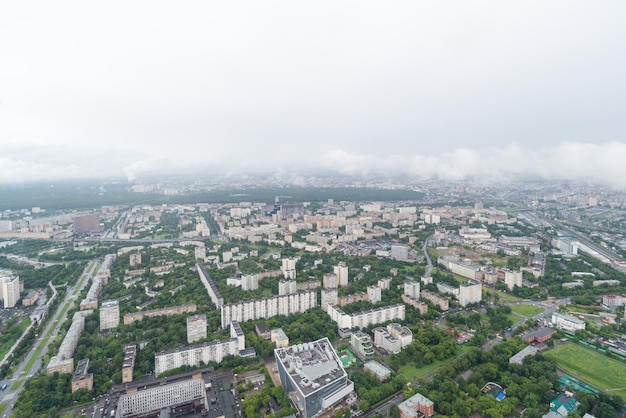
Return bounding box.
[274,338,354,418]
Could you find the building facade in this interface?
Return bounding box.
[221,291,317,328]
[116,378,207,418]
[155,321,247,376]
[274,338,354,418]
[100,300,120,330]
[187,314,208,343]
[0,272,20,308]
[327,304,405,330]
[458,281,482,307]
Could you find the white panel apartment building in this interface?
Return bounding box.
[334,263,349,287]
[279,280,298,295]
[186,314,207,344]
[0,272,20,308]
[458,281,482,307]
[282,257,297,279]
[221,291,317,328]
[155,321,246,376]
[404,281,420,299]
[99,300,120,330]
[197,264,224,308]
[321,288,339,312]
[327,304,405,330]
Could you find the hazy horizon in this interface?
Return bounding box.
[2,2,626,186]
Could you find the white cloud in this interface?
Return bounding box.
[322,142,626,188]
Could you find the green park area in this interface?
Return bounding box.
[545,343,626,398]
[510,304,543,317]
[400,345,472,381]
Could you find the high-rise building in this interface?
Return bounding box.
[0,272,20,308]
[334,263,349,286]
[458,281,482,307]
[221,291,317,328]
[278,280,297,295]
[367,285,382,304]
[281,258,297,279]
[502,269,522,291]
[404,281,420,299]
[241,274,259,291]
[187,314,207,343]
[100,300,120,330]
[321,288,338,312]
[323,273,338,288]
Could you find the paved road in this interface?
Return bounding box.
[0,260,98,415]
[362,393,404,418]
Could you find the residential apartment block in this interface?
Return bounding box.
[220,291,317,328]
[327,304,405,329]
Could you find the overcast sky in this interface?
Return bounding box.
[2,2,626,186]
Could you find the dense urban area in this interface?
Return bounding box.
[0,177,626,418]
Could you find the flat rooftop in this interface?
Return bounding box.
[275,338,346,397]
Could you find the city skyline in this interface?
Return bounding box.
[2,2,626,185]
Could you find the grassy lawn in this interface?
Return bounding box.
[545,343,626,398]
[511,304,544,317]
[495,291,520,302]
[506,313,521,325]
[400,345,472,380]
[0,403,6,415]
[11,380,21,391]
